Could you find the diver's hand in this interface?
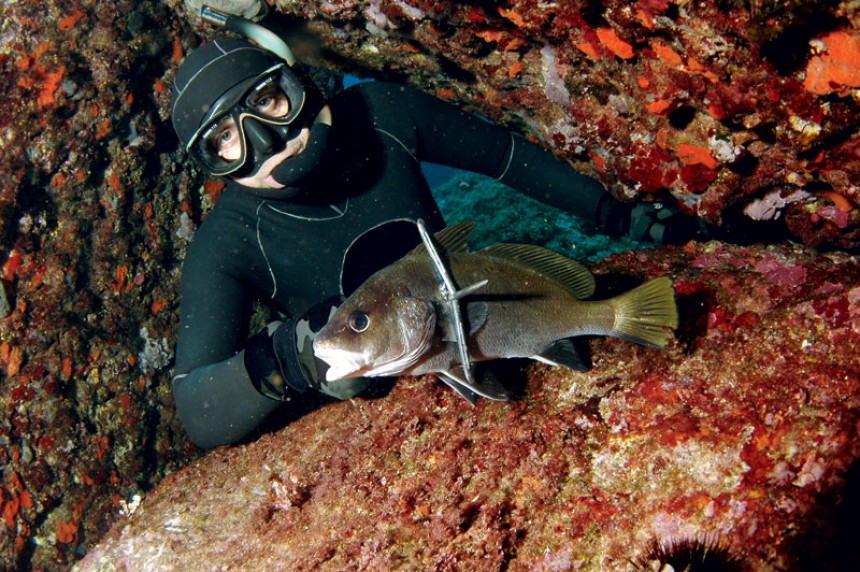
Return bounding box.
[281,304,373,400]
[597,193,708,245]
[628,201,708,245]
[244,320,308,400]
[244,299,370,401]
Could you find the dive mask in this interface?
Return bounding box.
[185,63,308,177]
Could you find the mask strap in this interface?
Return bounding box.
[201,5,296,66]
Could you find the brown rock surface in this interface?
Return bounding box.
[78,242,860,571]
[1,0,858,569]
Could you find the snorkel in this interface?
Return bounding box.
[174,6,333,197]
[200,5,297,65]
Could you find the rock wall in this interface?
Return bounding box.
[0,1,200,569]
[0,0,858,569]
[78,242,860,570]
[259,0,860,248]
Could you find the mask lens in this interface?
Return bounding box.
[191,113,246,175]
[245,78,294,121]
[187,65,309,176]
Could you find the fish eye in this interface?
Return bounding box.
[348,311,370,333]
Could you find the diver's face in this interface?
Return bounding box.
[204,86,309,189]
[186,63,320,187]
[207,86,292,162]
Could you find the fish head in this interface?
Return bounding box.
[313,281,437,381]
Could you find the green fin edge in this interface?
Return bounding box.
[611,276,678,348]
[478,243,596,299]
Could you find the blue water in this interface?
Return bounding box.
[431,171,649,262]
[422,162,460,189]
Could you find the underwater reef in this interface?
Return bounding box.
[77,241,860,570]
[1,1,199,569]
[0,0,858,569]
[256,0,860,249]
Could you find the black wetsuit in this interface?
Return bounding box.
[172,82,607,448]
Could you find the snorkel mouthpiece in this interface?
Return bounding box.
[269,121,331,188]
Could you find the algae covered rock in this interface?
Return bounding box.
[1,1,197,568]
[2,0,859,569]
[257,0,860,250]
[77,242,860,571]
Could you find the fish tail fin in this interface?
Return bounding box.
[609,276,678,348]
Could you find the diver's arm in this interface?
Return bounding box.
[380,84,607,224]
[172,353,280,449]
[380,83,700,243]
[172,245,367,448]
[171,238,281,449]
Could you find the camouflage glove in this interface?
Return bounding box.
[597,195,707,245]
[245,300,371,401]
[628,201,706,245]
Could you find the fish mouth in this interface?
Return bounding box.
[317,356,363,381]
[315,349,366,382]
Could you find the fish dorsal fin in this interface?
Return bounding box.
[478,244,596,299]
[408,221,475,258]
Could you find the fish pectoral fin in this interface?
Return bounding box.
[444,366,511,401]
[438,372,479,405]
[439,301,488,342]
[534,338,591,372]
[465,301,488,335]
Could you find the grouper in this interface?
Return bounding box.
[313,221,678,402]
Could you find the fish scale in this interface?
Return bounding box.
[442,252,616,360]
[313,222,678,402]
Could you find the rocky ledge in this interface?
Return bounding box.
[78,241,860,571]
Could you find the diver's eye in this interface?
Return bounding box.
[348,311,370,333]
[248,88,291,118]
[254,94,274,110]
[202,116,242,160]
[217,128,233,144]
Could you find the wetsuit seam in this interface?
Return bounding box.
[374,127,419,164]
[255,202,278,300]
[496,132,516,182]
[264,200,350,221]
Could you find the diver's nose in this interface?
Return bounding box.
[242,117,277,155]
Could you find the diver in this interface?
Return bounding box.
[169,9,703,448]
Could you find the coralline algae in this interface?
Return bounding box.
[77,242,860,570]
[1,0,858,569]
[1,1,197,568]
